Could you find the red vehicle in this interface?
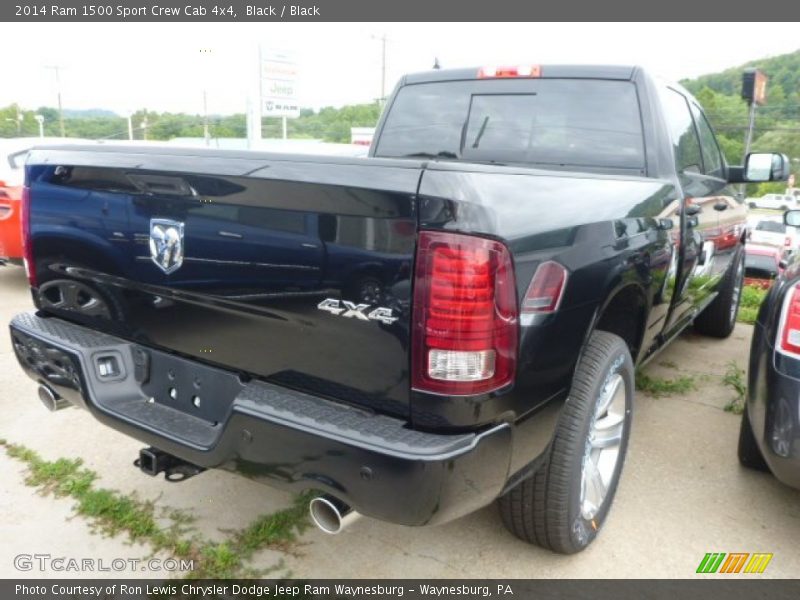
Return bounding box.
[0,138,87,265]
[0,142,26,265]
[744,243,785,289]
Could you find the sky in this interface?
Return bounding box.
[1,22,799,116]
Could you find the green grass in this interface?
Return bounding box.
[2,441,311,578]
[722,361,747,415]
[635,371,697,397]
[737,284,768,325]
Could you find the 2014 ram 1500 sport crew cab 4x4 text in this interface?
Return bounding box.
[10,65,789,553]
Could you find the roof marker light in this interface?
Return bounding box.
[477,65,541,79]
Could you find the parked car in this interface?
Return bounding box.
[744,243,784,289]
[740,209,800,489]
[746,193,798,211]
[0,138,89,265]
[749,218,798,250]
[0,140,28,265]
[9,65,788,554]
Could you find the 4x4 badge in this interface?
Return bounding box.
[317,298,398,324]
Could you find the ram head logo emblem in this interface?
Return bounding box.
[149,218,184,274]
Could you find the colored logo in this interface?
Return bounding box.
[696,552,773,574]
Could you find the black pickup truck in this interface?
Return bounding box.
[10,65,789,554]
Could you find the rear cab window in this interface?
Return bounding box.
[756,221,786,233]
[374,79,646,174]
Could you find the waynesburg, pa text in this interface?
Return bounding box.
[16,583,516,598]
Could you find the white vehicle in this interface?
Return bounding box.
[746,193,799,210]
[749,219,798,249]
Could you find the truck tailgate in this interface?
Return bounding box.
[25,147,422,417]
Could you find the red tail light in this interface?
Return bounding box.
[21,185,36,287]
[521,261,568,322]
[411,231,518,395]
[477,65,541,79]
[778,283,800,359]
[785,236,792,247]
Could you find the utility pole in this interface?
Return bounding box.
[200,47,212,146]
[35,115,44,138]
[203,90,210,145]
[44,65,66,137]
[141,115,148,141]
[371,34,388,105]
[740,68,768,196]
[743,100,757,158]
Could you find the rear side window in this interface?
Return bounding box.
[661,88,703,174]
[690,103,724,178]
[375,79,645,172]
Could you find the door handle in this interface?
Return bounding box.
[218,230,243,239]
[684,204,701,216]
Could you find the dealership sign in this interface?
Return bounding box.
[261,49,300,118]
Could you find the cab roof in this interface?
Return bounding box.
[402,65,638,85]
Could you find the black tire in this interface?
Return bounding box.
[748,202,756,209]
[693,247,744,338]
[738,406,769,472]
[498,331,634,554]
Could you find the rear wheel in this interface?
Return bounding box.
[498,331,633,554]
[694,247,744,338]
[748,202,756,209]
[738,406,769,472]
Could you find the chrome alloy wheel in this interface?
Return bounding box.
[579,372,626,520]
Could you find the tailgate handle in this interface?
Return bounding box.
[218,230,243,239]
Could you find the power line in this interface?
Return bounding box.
[713,125,800,132]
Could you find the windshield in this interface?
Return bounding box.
[755,221,785,233]
[374,79,645,172]
[745,254,778,274]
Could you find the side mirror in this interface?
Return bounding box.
[657,218,674,231]
[785,210,800,228]
[739,152,791,182]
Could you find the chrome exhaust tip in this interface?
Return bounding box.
[309,495,361,534]
[38,384,70,412]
